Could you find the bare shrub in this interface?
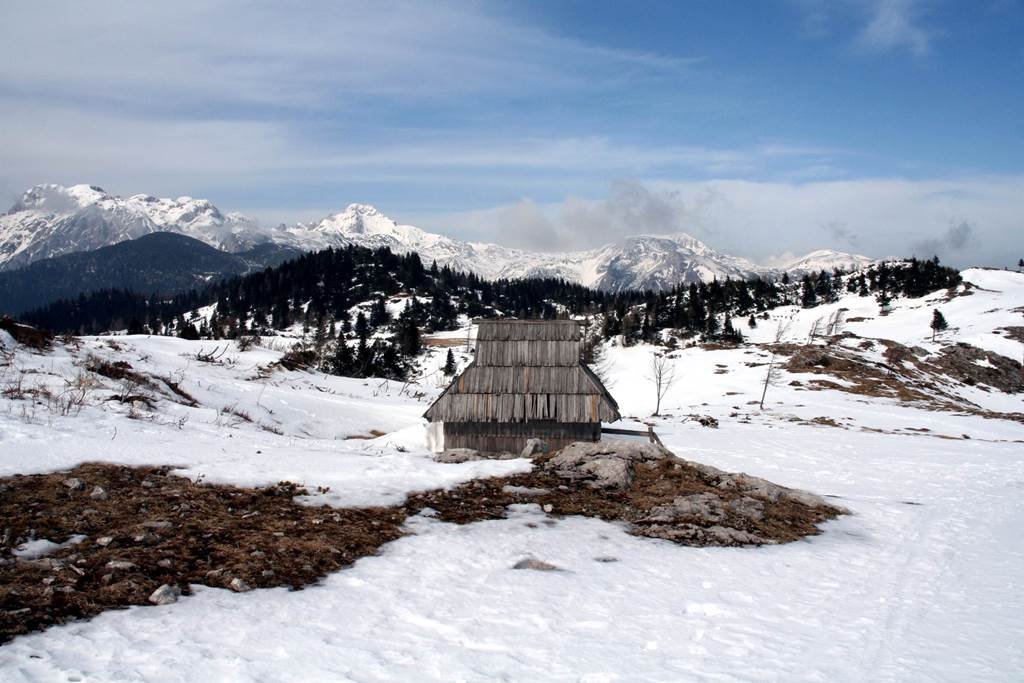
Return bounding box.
[759,352,783,410]
[160,370,198,407]
[194,346,228,363]
[236,335,261,352]
[648,352,677,416]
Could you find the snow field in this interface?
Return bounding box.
[1,270,1022,681]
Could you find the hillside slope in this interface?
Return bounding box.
[0,232,299,315]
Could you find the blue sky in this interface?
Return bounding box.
[0,0,1021,265]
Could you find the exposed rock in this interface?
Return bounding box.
[61,478,84,491]
[594,556,619,563]
[105,560,137,571]
[935,343,1023,393]
[132,532,160,545]
[435,448,482,463]
[512,558,560,571]
[727,496,766,521]
[502,485,550,496]
[142,520,173,529]
[156,559,173,569]
[229,577,252,592]
[545,441,667,489]
[89,486,108,501]
[647,493,726,524]
[148,584,181,606]
[95,536,113,547]
[521,438,549,458]
[688,414,720,428]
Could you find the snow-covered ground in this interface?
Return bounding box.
[1,270,1022,681]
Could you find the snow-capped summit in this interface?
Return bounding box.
[0,183,876,291]
[8,184,112,214]
[781,249,875,277]
[574,233,765,291]
[0,184,272,269]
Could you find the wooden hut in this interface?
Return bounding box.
[424,319,620,453]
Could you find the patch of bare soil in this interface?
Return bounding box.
[776,337,1023,413]
[932,342,1023,393]
[407,446,841,549]
[2,448,843,643]
[778,342,937,404]
[0,464,405,644]
[0,317,52,350]
[998,326,1024,344]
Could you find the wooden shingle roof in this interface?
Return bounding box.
[424,320,620,424]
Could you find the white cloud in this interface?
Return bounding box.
[0,1,693,111]
[858,0,934,57]
[793,0,936,57]
[418,177,1024,269]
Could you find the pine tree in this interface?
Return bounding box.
[747,314,757,329]
[331,338,354,376]
[355,311,369,339]
[876,291,893,315]
[930,309,948,341]
[370,295,390,327]
[723,315,736,341]
[397,314,421,356]
[800,275,818,308]
[379,341,404,380]
[704,312,719,339]
[443,348,456,375]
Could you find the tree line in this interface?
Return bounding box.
[21,245,962,380]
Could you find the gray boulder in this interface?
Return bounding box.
[521,438,549,458]
[229,577,252,592]
[148,584,181,605]
[105,560,137,571]
[512,558,560,571]
[435,448,482,463]
[544,440,667,489]
[647,493,726,524]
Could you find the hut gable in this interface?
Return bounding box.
[424,320,620,426]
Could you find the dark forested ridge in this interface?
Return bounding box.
[0,232,301,316]
[20,244,961,380]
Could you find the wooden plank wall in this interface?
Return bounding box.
[428,392,616,423]
[444,420,600,454]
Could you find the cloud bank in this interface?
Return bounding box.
[423,177,1024,269]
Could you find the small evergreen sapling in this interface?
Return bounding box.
[443,349,457,375]
[930,309,948,341]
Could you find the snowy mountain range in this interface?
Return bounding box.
[0,184,874,291]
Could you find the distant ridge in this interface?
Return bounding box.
[0,232,299,316]
[0,184,874,292]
